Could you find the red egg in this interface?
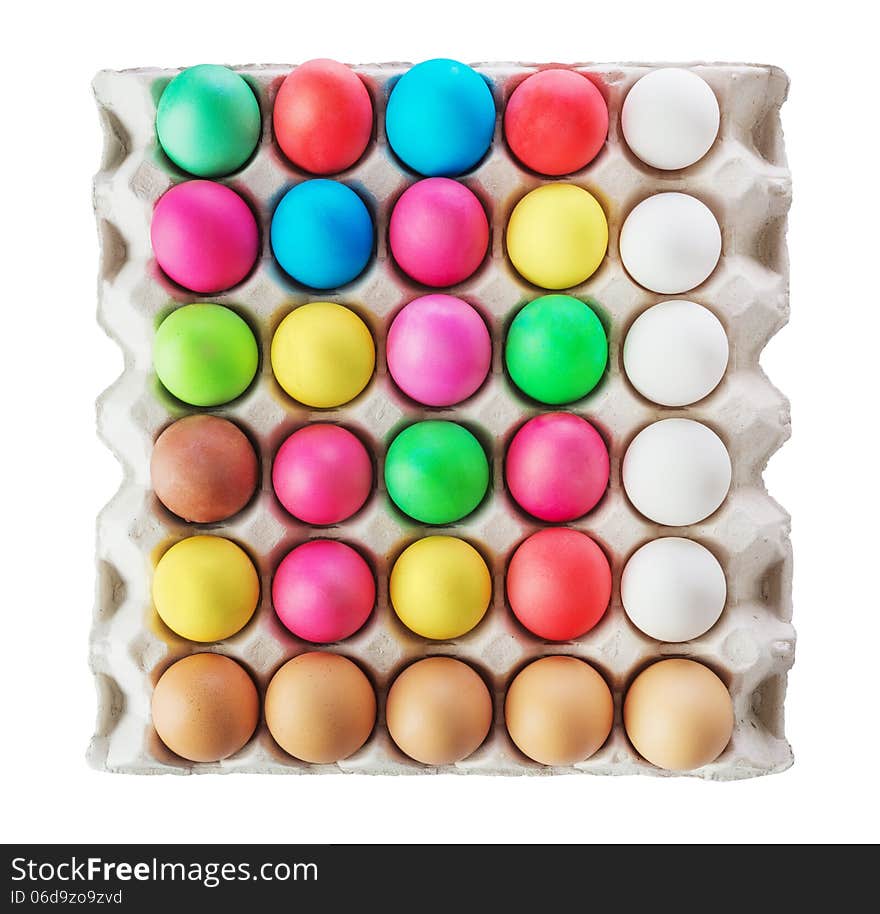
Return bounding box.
[504,69,608,176]
[507,528,611,641]
[273,59,373,174]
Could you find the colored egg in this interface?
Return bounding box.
[620,192,721,294]
[389,178,489,287]
[505,657,613,766]
[151,180,259,293]
[622,68,720,170]
[270,180,373,289]
[506,183,608,289]
[152,536,259,642]
[271,302,375,408]
[505,413,608,522]
[384,421,489,525]
[504,69,608,176]
[506,528,611,640]
[622,418,731,526]
[265,653,376,764]
[505,294,607,404]
[622,537,726,642]
[156,64,261,178]
[153,303,258,407]
[273,59,373,174]
[272,540,375,643]
[151,415,258,523]
[386,657,492,765]
[624,659,734,770]
[385,59,495,177]
[623,300,728,406]
[152,653,259,763]
[390,536,491,640]
[386,294,491,406]
[272,424,372,524]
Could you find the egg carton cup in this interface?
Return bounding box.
[92,62,792,779]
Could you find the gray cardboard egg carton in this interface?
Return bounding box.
[91,62,792,778]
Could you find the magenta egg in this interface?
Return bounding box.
[273,540,375,643]
[505,412,609,521]
[273,425,373,525]
[389,178,489,287]
[151,180,259,293]
[386,294,491,406]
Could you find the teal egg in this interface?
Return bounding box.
[157,64,261,177]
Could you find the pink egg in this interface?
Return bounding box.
[387,295,491,406]
[505,412,609,521]
[273,540,375,643]
[151,180,259,293]
[273,425,373,525]
[389,178,489,287]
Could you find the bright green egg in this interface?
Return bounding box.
[154,303,258,407]
[385,421,489,525]
[505,294,608,405]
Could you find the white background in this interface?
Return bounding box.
[2,0,877,844]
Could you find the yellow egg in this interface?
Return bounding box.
[153,536,260,642]
[271,301,375,408]
[390,536,491,640]
[506,183,608,289]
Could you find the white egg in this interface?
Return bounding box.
[620,193,721,294]
[622,418,731,525]
[622,68,720,170]
[623,300,729,406]
[622,537,726,642]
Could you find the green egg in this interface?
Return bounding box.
[505,294,608,405]
[156,64,261,177]
[385,421,489,525]
[154,303,258,407]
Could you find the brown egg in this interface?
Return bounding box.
[151,415,258,523]
[386,657,492,766]
[505,656,613,766]
[152,653,259,762]
[265,652,376,764]
[624,658,734,771]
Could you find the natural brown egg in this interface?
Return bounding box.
[624,658,734,770]
[265,652,376,764]
[386,657,492,766]
[151,653,259,762]
[505,656,613,766]
[151,415,258,523]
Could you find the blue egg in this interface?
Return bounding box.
[386,59,496,177]
[270,180,374,289]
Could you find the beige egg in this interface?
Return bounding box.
[386,657,492,766]
[265,652,376,764]
[152,653,259,763]
[505,656,613,766]
[624,658,734,770]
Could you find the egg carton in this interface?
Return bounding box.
[91,62,793,779]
